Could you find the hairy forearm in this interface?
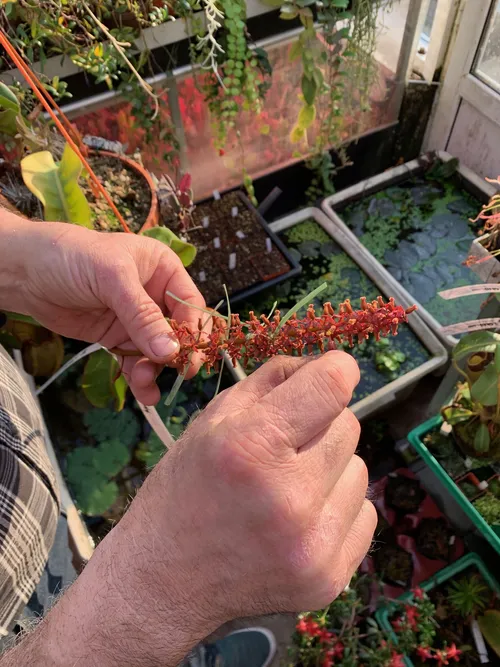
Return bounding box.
[0,500,215,667]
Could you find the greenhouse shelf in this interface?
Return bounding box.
[408,416,500,555]
[375,552,500,667]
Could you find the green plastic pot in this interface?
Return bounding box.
[375,552,500,667]
[408,416,500,556]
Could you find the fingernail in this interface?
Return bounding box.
[150,334,180,359]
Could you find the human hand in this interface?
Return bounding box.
[0,213,207,404]
[0,351,375,667]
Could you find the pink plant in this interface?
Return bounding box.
[168,297,417,372]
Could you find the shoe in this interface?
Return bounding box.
[187,627,277,667]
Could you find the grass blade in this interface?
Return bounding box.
[267,301,278,320]
[165,291,228,321]
[276,282,328,333]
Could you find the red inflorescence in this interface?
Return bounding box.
[169,297,417,372]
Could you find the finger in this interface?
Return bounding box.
[106,261,181,364]
[298,409,360,497]
[325,455,369,540]
[198,356,314,425]
[339,499,377,579]
[122,357,162,406]
[229,351,360,454]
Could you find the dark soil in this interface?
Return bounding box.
[81,154,152,234]
[169,192,291,306]
[0,164,42,219]
[414,517,453,561]
[384,474,426,514]
[372,543,413,588]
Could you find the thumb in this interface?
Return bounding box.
[109,277,180,363]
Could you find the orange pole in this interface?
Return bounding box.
[0,29,132,234]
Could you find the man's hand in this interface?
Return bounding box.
[1,352,375,667]
[0,212,207,404]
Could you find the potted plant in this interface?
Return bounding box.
[408,332,500,554]
[376,553,500,666]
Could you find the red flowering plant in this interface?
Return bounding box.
[286,580,437,667]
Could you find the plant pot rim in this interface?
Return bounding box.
[89,149,159,233]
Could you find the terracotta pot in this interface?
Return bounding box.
[89,150,159,233]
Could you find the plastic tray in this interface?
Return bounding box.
[408,416,500,556]
[375,552,500,667]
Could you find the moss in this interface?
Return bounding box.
[473,493,500,526]
[285,221,332,245]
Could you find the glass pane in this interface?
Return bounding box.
[422,0,438,40]
[474,0,500,95]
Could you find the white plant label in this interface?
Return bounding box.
[199,270,206,282]
[440,318,500,335]
[228,253,237,270]
[213,237,221,249]
[266,238,273,253]
[439,284,500,299]
[202,216,210,228]
[236,230,246,239]
[231,206,239,217]
[213,190,221,200]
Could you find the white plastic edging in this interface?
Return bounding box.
[269,207,448,421]
[0,0,276,85]
[320,151,498,348]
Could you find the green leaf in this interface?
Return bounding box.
[332,0,349,5]
[290,124,305,143]
[82,350,124,410]
[95,440,131,478]
[298,103,316,129]
[443,407,475,425]
[3,312,41,326]
[142,227,197,267]
[301,74,317,105]
[259,0,284,6]
[494,345,500,374]
[21,144,92,227]
[113,374,128,412]
[259,124,270,135]
[74,479,119,516]
[0,83,20,113]
[280,6,298,19]
[452,332,500,363]
[474,423,491,453]
[471,363,499,406]
[478,610,500,657]
[288,40,302,62]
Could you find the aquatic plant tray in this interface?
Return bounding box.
[375,552,500,667]
[321,152,498,347]
[255,207,447,420]
[185,191,301,307]
[360,468,464,598]
[408,416,500,556]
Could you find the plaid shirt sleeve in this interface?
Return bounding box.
[0,346,59,636]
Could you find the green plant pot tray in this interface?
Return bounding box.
[375,552,500,667]
[408,416,500,556]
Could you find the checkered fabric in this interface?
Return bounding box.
[0,346,59,636]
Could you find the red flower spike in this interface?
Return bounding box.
[168,297,417,373]
[435,649,449,666]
